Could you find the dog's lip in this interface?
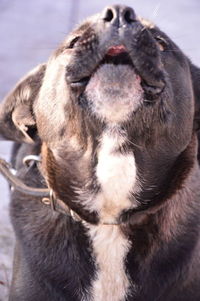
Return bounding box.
[106,45,127,56]
[69,46,130,89]
[69,45,131,89]
[69,44,165,99]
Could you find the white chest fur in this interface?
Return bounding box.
[85,131,136,301]
[95,131,137,224]
[87,225,131,301]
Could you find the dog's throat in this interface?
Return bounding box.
[40,135,197,226]
[94,132,137,224]
[40,138,137,225]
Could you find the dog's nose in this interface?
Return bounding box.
[102,5,136,27]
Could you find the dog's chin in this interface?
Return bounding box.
[85,64,144,123]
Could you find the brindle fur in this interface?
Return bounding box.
[0,5,200,301]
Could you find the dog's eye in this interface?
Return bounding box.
[68,36,80,49]
[155,36,168,52]
[70,77,90,89]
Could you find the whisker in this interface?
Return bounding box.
[164,49,182,52]
[140,26,147,33]
[164,49,197,53]
[68,0,80,31]
[126,137,143,150]
[151,3,161,20]
[59,31,69,35]
[30,47,59,51]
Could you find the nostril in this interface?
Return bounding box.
[123,8,136,24]
[102,5,136,26]
[103,8,114,22]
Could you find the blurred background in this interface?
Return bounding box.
[0,0,200,299]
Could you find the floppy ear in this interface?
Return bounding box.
[0,64,46,143]
[190,63,200,131]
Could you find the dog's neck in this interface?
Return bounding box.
[39,133,198,228]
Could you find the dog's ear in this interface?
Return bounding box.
[0,64,46,143]
[190,63,200,131]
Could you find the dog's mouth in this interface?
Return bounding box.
[65,23,166,122]
[70,45,133,87]
[102,45,132,65]
[70,45,138,86]
[70,44,164,103]
[82,48,144,122]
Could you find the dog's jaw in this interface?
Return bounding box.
[85,64,143,123]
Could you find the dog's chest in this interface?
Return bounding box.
[87,225,131,301]
[83,132,136,301]
[95,132,137,223]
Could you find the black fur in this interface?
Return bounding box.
[0,5,200,301]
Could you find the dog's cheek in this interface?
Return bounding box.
[34,56,74,143]
[160,58,195,152]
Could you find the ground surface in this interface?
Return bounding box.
[0,0,200,300]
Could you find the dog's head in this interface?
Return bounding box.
[1,5,200,224]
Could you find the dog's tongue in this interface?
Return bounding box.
[107,45,127,56]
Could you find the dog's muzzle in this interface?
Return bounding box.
[65,4,165,113]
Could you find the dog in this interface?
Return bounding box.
[0,4,200,301]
